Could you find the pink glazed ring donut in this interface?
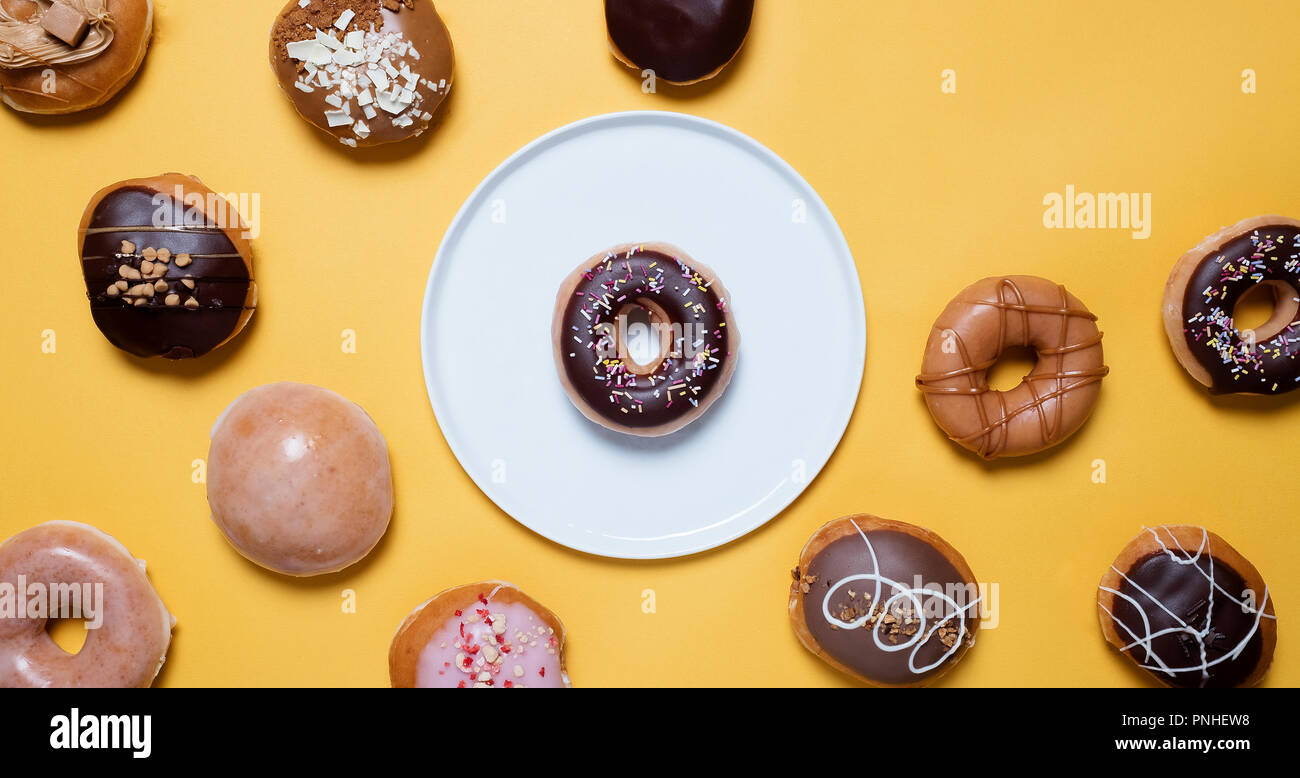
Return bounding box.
[0,521,173,688]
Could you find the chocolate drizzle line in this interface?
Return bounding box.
[1099,527,1274,688]
[916,279,1109,458]
[1181,225,1300,394]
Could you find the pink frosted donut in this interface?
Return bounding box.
[207,382,393,576]
[0,521,173,688]
[389,582,570,688]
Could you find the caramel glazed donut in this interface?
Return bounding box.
[553,242,740,436]
[0,521,173,688]
[0,0,153,115]
[1098,526,1276,688]
[917,275,1108,459]
[1163,215,1300,395]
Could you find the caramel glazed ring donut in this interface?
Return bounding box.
[916,275,1108,459]
[1163,215,1300,395]
[552,242,740,437]
[389,581,570,688]
[0,521,173,688]
[0,0,153,115]
[1097,525,1276,688]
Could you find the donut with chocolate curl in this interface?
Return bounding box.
[0,0,153,115]
[1163,215,1300,395]
[1097,525,1276,688]
[789,515,981,687]
[916,275,1108,459]
[78,173,257,360]
[605,0,753,85]
[552,242,740,437]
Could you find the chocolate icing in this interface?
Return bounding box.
[558,246,734,429]
[80,187,252,359]
[1181,224,1300,394]
[1110,551,1264,688]
[270,0,454,147]
[801,531,976,685]
[605,0,752,83]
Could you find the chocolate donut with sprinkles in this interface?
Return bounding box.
[552,242,739,437]
[1163,215,1300,395]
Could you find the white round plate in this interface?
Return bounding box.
[421,111,864,559]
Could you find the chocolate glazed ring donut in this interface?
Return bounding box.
[605,0,753,85]
[916,275,1108,459]
[1163,215,1300,395]
[789,515,981,687]
[552,242,740,437]
[78,173,257,359]
[1097,525,1276,688]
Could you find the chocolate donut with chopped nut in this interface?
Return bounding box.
[78,173,256,359]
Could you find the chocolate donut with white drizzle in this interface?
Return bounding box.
[552,242,739,437]
[789,515,981,687]
[1097,525,1276,688]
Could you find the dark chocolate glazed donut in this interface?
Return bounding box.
[605,0,753,84]
[552,243,739,437]
[1097,526,1277,688]
[78,174,256,359]
[790,516,981,687]
[1180,224,1300,394]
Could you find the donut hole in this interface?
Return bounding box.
[985,345,1039,392]
[616,300,672,375]
[1232,280,1300,345]
[46,617,89,655]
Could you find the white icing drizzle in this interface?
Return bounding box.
[820,519,981,675]
[1098,526,1276,686]
[0,1,114,70]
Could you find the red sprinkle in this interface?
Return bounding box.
[539,667,546,678]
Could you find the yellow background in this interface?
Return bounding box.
[1,0,1297,687]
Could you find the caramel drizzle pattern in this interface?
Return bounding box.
[916,279,1108,458]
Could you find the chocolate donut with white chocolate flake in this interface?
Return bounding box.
[1097,526,1276,688]
[78,173,256,360]
[552,242,740,437]
[1163,216,1300,395]
[269,0,453,148]
[789,515,981,687]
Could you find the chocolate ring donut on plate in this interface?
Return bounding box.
[552,242,739,437]
[605,0,753,85]
[1163,215,1300,395]
[789,515,982,687]
[0,0,153,115]
[78,173,256,360]
[1097,525,1276,688]
[916,275,1109,459]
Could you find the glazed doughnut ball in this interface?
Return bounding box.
[207,382,393,576]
